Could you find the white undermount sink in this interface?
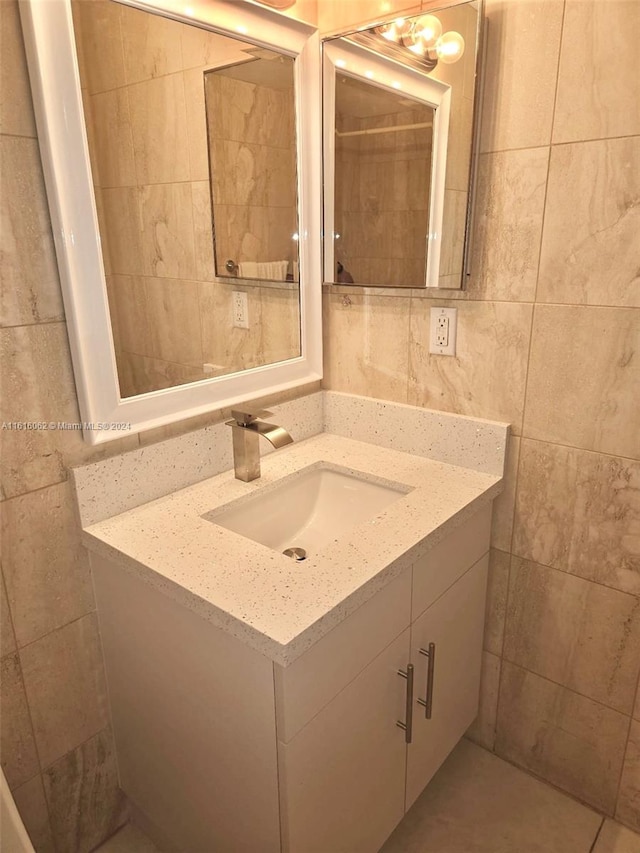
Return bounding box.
[205,464,410,559]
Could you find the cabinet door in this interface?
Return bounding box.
[279,629,411,853]
[406,553,489,810]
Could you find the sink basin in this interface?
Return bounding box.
[205,464,410,558]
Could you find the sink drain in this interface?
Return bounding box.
[283,546,307,562]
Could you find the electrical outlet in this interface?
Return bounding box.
[429,307,457,356]
[232,291,249,329]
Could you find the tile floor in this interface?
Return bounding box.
[96,740,640,853]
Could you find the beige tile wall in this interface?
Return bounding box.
[0,0,317,848]
[320,0,640,828]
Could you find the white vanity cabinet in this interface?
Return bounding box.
[90,503,492,853]
[277,504,491,853]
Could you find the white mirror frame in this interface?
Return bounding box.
[19,0,322,445]
[323,38,451,289]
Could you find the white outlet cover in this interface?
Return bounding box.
[429,307,457,356]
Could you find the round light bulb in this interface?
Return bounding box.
[378,17,410,42]
[414,15,442,48]
[435,31,465,64]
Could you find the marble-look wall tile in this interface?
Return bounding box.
[537,138,640,307]
[261,287,301,366]
[191,182,216,282]
[43,728,127,853]
[496,662,629,813]
[480,0,564,153]
[140,183,197,280]
[100,189,145,277]
[179,23,248,71]
[523,306,640,459]
[207,75,295,155]
[211,139,268,207]
[439,190,467,277]
[128,74,190,185]
[2,482,95,648]
[110,275,152,359]
[0,324,77,499]
[1,568,16,656]
[504,558,640,715]
[491,435,520,553]
[12,774,55,853]
[0,653,39,789]
[183,68,210,184]
[213,204,269,270]
[484,550,509,657]
[88,89,136,189]
[467,148,549,301]
[145,277,203,367]
[594,820,640,853]
[616,720,640,832]
[0,137,64,327]
[71,0,126,95]
[513,440,640,596]
[0,0,37,137]
[553,0,640,144]
[20,614,109,768]
[119,3,182,85]
[408,300,532,433]
[322,293,410,404]
[118,352,205,397]
[466,651,500,752]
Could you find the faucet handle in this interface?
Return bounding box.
[230,407,273,426]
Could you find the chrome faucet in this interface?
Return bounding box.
[226,407,293,482]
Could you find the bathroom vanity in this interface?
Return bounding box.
[75,392,507,853]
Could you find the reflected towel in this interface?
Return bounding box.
[237,261,289,280]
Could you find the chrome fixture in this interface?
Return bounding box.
[226,408,293,482]
[417,643,436,719]
[396,663,415,744]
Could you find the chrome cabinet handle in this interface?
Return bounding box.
[396,664,414,744]
[417,643,436,719]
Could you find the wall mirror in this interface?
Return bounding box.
[323,0,483,289]
[20,0,321,443]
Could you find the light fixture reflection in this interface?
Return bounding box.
[371,14,464,71]
[414,15,442,47]
[435,30,465,63]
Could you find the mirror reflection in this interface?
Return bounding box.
[324,0,482,289]
[334,75,434,287]
[71,1,301,398]
[204,54,300,283]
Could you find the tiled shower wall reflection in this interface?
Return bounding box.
[73,1,300,396]
[0,0,317,849]
[321,0,640,828]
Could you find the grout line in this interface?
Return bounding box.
[0,131,39,142]
[588,817,606,853]
[499,647,637,719]
[473,739,609,827]
[16,609,97,656]
[507,544,640,601]
[479,131,640,157]
[2,476,69,504]
[1,319,66,330]
[517,433,640,466]
[611,666,640,820]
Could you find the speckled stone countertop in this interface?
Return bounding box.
[82,432,502,666]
